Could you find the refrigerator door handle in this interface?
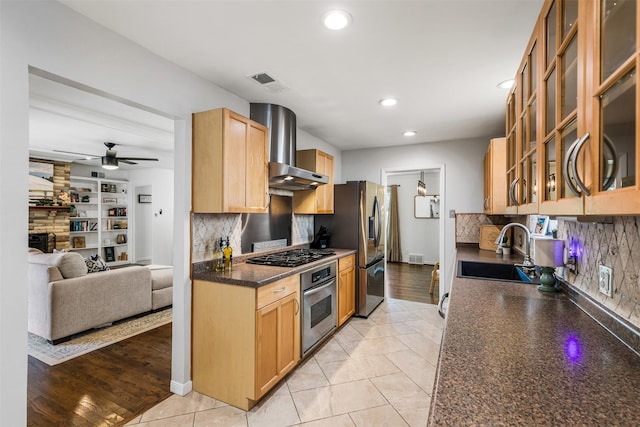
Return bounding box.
[372,195,382,248]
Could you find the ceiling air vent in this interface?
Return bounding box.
[248,72,289,93]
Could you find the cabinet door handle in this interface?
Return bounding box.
[509,178,519,206]
[273,287,286,293]
[294,298,300,315]
[563,133,588,197]
[264,192,271,210]
[571,132,592,196]
[601,133,619,191]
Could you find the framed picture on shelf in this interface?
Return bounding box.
[72,236,86,249]
[102,197,117,204]
[104,246,115,262]
[530,215,549,236]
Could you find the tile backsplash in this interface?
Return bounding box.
[557,216,640,329]
[455,213,640,331]
[191,212,314,263]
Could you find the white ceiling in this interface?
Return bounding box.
[30,0,543,169]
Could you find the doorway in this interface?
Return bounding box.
[26,69,177,421]
[383,166,445,303]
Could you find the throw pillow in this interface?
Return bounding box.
[85,254,110,273]
[57,252,88,278]
[53,248,68,254]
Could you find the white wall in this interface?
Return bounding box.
[0,1,246,423]
[129,168,174,265]
[342,138,487,295]
[387,170,440,264]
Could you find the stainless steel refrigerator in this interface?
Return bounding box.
[315,181,385,317]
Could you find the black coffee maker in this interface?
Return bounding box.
[311,226,331,249]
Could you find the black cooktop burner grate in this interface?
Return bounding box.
[246,249,336,268]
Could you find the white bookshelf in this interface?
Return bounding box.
[69,176,130,265]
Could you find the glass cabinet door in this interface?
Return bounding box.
[540,0,585,215]
[505,87,519,213]
[508,28,540,214]
[585,0,639,214]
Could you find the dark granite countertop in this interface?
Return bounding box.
[429,245,640,425]
[191,248,356,288]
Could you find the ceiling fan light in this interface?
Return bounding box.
[102,156,119,170]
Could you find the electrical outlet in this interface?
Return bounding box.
[598,265,613,297]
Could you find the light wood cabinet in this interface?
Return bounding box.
[537,0,586,215]
[505,19,540,215]
[510,0,640,216]
[483,138,507,214]
[192,108,269,213]
[256,291,299,396]
[293,149,334,214]
[192,275,300,411]
[337,254,355,327]
[582,0,640,214]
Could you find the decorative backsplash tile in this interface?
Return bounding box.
[191,212,314,263]
[455,213,522,243]
[191,213,242,263]
[292,214,314,246]
[558,216,640,329]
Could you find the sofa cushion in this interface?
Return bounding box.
[28,251,88,279]
[57,252,88,278]
[85,254,110,273]
[150,268,173,291]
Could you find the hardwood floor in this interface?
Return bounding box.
[386,261,440,305]
[26,263,437,426]
[27,323,173,427]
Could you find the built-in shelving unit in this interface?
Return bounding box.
[69,176,130,266]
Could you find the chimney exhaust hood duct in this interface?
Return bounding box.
[250,103,329,191]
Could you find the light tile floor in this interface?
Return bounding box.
[125,298,443,427]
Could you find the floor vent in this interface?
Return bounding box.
[408,253,424,265]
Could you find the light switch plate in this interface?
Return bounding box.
[598,265,613,297]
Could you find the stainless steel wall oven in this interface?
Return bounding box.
[301,261,337,357]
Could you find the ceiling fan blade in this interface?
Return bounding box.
[119,159,138,165]
[118,157,159,161]
[53,149,100,159]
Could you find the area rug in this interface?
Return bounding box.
[28,308,172,366]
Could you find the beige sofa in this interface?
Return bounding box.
[28,249,172,344]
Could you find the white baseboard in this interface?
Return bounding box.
[170,380,193,396]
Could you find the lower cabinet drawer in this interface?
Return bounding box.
[256,275,299,309]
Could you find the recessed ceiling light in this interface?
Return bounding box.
[403,130,417,137]
[497,79,515,89]
[322,10,352,30]
[379,98,398,107]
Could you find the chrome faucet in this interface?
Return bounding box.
[495,223,535,268]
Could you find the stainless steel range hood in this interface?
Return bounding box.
[250,103,329,191]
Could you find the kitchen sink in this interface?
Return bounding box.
[457,260,535,283]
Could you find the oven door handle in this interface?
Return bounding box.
[304,279,336,297]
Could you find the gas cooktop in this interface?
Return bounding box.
[246,249,336,268]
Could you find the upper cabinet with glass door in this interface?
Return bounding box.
[505,21,540,214]
[511,0,640,216]
[539,0,585,215]
[583,0,639,214]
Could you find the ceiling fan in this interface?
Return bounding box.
[54,142,159,170]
